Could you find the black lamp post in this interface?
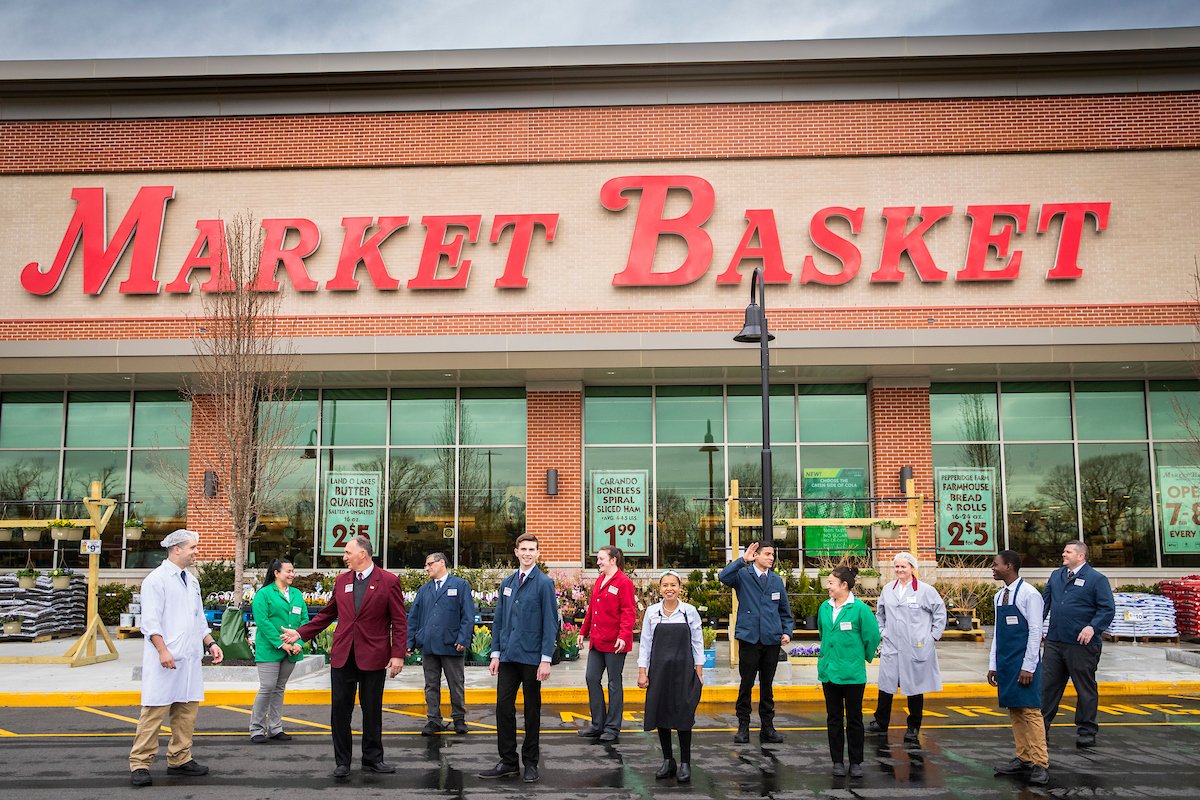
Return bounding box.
[733,267,775,544]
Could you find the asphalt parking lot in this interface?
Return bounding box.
[2,695,1200,798]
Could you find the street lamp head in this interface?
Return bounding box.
[734,302,774,343]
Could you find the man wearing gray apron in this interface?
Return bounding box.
[987,550,1049,787]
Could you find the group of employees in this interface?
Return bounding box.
[127,530,1113,790]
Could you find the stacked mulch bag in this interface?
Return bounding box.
[0,574,87,640]
[1158,576,1200,637]
[1107,592,1178,638]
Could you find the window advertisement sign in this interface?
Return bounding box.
[1159,466,1200,553]
[935,467,996,553]
[321,471,382,556]
[802,468,867,555]
[589,470,649,556]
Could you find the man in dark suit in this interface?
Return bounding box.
[720,540,794,744]
[478,533,557,783]
[1041,540,1115,748]
[407,551,476,735]
[282,535,407,779]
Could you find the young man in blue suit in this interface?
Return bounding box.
[1041,540,1115,748]
[407,551,476,736]
[478,533,558,783]
[720,540,794,744]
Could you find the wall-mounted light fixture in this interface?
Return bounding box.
[545,469,559,496]
[204,470,219,498]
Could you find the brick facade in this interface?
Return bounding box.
[525,391,583,565]
[869,385,936,567]
[186,395,237,560]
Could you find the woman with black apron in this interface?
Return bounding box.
[637,570,704,783]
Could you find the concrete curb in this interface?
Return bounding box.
[4,680,1200,708]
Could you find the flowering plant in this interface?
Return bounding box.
[472,590,499,609]
[49,567,75,577]
[48,519,79,529]
[558,622,580,650]
[788,644,821,658]
[471,625,492,655]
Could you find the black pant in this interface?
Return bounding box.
[585,649,626,734]
[874,690,924,731]
[1041,638,1101,737]
[822,682,865,765]
[330,655,386,768]
[736,641,781,727]
[658,728,692,762]
[496,661,541,767]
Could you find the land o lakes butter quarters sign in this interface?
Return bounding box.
[1159,466,1200,554]
[935,467,996,553]
[590,470,649,556]
[321,471,382,556]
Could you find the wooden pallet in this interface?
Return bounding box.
[1102,633,1180,644]
[117,626,143,639]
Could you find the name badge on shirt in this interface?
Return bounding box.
[291,606,302,615]
[447,588,458,596]
[1074,578,1086,587]
[906,600,919,608]
[1006,615,1019,625]
[609,585,619,595]
[839,621,852,631]
[771,592,780,601]
[503,586,513,596]
[344,584,354,593]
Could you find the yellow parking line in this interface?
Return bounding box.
[76,706,169,732]
[0,727,16,736]
[215,704,332,730]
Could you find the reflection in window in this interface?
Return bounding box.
[1078,443,1153,568]
[62,449,127,569]
[387,448,454,569]
[1075,382,1146,441]
[931,384,999,444]
[253,451,317,570]
[0,450,59,569]
[126,450,190,569]
[656,446,724,567]
[457,447,526,567]
[1001,382,1072,441]
[1004,443,1078,568]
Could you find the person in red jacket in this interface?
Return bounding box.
[282,535,407,780]
[578,545,637,743]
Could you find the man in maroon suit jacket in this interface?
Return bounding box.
[282,534,407,779]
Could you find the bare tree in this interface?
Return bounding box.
[184,211,300,595]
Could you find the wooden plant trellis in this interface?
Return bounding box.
[0,480,120,667]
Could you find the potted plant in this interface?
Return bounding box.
[48,519,83,541]
[468,625,492,665]
[312,623,336,663]
[558,622,580,661]
[22,525,43,543]
[124,516,145,541]
[701,625,717,668]
[16,567,40,589]
[788,644,820,665]
[1,614,21,635]
[772,518,790,541]
[940,580,988,631]
[797,594,821,630]
[871,519,902,540]
[0,528,11,543]
[49,566,75,590]
[845,525,864,540]
[405,647,423,666]
[857,568,881,593]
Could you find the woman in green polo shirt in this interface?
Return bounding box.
[818,564,881,780]
[249,558,310,743]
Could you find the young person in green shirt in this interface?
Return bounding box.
[249,558,310,743]
[818,564,881,779]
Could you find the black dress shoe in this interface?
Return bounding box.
[523,764,539,783]
[655,758,677,779]
[733,725,750,744]
[166,760,209,777]
[867,719,886,735]
[363,761,395,774]
[831,762,846,777]
[421,720,444,736]
[333,765,350,779]
[759,728,784,744]
[130,769,152,787]
[250,734,268,743]
[270,731,293,741]
[1077,734,1096,748]
[903,727,920,745]
[1028,765,1050,786]
[848,763,864,778]
[676,762,691,783]
[599,731,619,743]
[994,757,1032,775]
[478,762,520,779]
[454,721,469,734]
[577,727,602,738]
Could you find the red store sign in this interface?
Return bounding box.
[16,176,1110,296]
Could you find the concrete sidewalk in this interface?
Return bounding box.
[1,627,1198,706]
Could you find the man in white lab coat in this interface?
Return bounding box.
[129,529,224,787]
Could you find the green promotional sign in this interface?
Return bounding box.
[321,471,382,556]
[589,470,649,556]
[1159,466,1200,553]
[935,467,996,553]
[802,468,867,554]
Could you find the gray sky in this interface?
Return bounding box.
[2,0,1199,60]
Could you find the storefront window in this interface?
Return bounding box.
[655,386,723,444]
[390,389,455,446]
[728,385,795,444]
[460,388,526,446]
[656,445,724,567]
[0,449,58,569]
[65,392,131,448]
[322,389,387,446]
[1003,443,1078,568]
[583,446,653,571]
[386,448,454,569]
[798,385,867,443]
[1149,380,1200,441]
[584,387,651,445]
[61,448,127,569]
[254,451,317,570]
[458,446,526,567]
[1001,382,1072,441]
[126,449,189,569]
[1155,441,1200,568]
[1076,381,1147,441]
[1078,442,1154,568]
[0,392,62,448]
[930,384,999,443]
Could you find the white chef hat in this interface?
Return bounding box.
[892,551,919,570]
[160,528,199,549]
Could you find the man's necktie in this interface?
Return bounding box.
[519,572,526,588]
[1067,570,1075,582]
[1002,587,1010,605]
[758,572,768,591]
[180,571,187,588]
[435,579,443,594]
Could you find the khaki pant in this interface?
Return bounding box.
[1009,706,1049,768]
[129,701,199,771]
